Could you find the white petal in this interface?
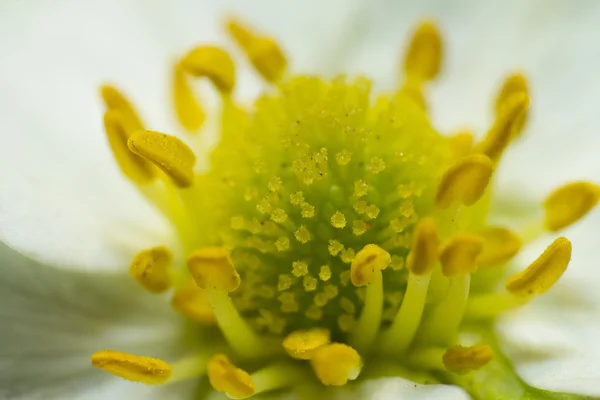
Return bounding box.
[333,377,470,400]
[0,243,191,399]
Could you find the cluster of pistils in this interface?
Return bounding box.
[88,14,600,399]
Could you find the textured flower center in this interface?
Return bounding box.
[90,16,599,399]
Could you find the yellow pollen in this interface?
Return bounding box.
[543,181,600,231]
[404,21,442,82]
[406,218,439,275]
[283,328,331,360]
[100,84,144,131]
[180,46,236,93]
[435,154,494,209]
[128,130,196,188]
[103,110,156,184]
[173,62,205,132]
[495,73,529,138]
[476,92,530,161]
[187,247,241,292]
[350,244,391,287]
[439,234,483,276]
[505,237,572,297]
[226,18,287,83]
[129,246,173,293]
[311,343,362,386]
[476,227,521,267]
[171,280,217,324]
[207,354,255,399]
[442,345,493,374]
[91,350,172,385]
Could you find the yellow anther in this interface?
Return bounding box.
[435,154,494,209]
[128,130,196,188]
[171,281,216,324]
[506,237,571,297]
[449,131,473,158]
[476,93,530,161]
[350,244,391,287]
[207,354,255,399]
[100,85,144,131]
[187,247,240,292]
[283,328,331,360]
[226,18,287,83]
[406,218,439,275]
[440,234,483,276]
[173,63,205,132]
[442,345,493,374]
[544,181,600,231]
[310,343,362,386]
[495,73,529,137]
[180,46,236,93]
[129,246,172,293]
[103,110,156,184]
[404,21,442,82]
[477,227,521,267]
[91,350,172,385]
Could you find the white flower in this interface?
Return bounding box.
[1,1,600,399]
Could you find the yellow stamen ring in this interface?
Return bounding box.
[129,246,173,293]
[404,20,442,82]
[406,218,439,275]
[173,63,205,132]
[350,244,391,287]
[506,237,571,297]
[282,328,330,360]
[544,181,600,231]
[180,46,236,93]
[440,234,483,276]
[208,354,255,399]
[171,281,217,324]
[187,247,241,292]
[442,345,493,374]
[476,227,521,267]
[435,154,494,209]
[310,343,362,386]
[91,350,172,385]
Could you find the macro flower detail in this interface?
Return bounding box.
[86,16,600,400]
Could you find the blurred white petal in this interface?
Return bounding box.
[333,377,470,400]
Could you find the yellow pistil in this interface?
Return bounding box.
[180,46,236,93]
[207,354,255,399]
[404,21,442,82]
[91,350,172,384]
[283,328,330,360]
[171,280,217,324]
[129,246,173,293]
[435,154,494,209]
[173,63,205,132]
[187,247,240,292]
[103,110,156,184]
[350,244,391,286]
[477,227,521,267]
[406,218,439,275]
[506,237,572,297]
[476,93,530,161]
[100,84,144,131]
[226,18,287,83]
[442,345,493,374]
[311,343,362,386]
[128,130,197,188]
[439,234,483,277]
[543,181,600,231]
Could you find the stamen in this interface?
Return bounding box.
[129,246,173,293]
[435,154,494,209]
[226,18,287,83]
[187,247,240,292]
[406,218,439,275]
[128,130,196,188]
[477,227,521,267]
[250,362,308,396]
[404,21,442,82]
[495,73,528,138]
[207,354,255,399]
[282,328,330,360]
[475,93,530,161]
[439,234,483,277]
[180,46,236,93]
[173,63,205,132]
[100,85,144,131]
[91,350,171,384]
[310,343,362,386]
[380,219,439,354]
[103,110,156,183]
[449,131,473,159]
[543,181,600,231]
[350,244,391,286]
[505,237,571,297]
[171,280,216,324]
[442,345,493,374]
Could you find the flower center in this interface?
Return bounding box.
[90,16,599,399]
